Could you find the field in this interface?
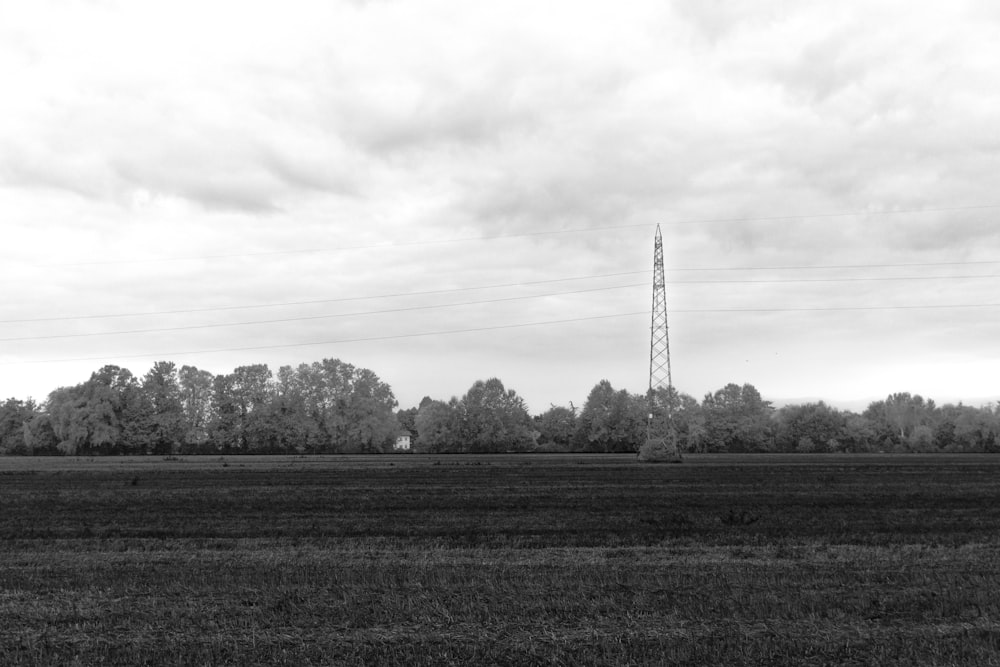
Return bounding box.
[2,454,1000,665]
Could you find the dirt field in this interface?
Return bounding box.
[2,454,999,665]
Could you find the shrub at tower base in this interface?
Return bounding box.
[638,391,683,462]
[638,432,683,462]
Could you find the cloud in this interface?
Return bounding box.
[2,0,999,410]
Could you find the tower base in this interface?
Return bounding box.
[638,433,683,463]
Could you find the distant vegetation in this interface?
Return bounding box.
[1,358,998,454]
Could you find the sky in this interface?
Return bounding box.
[1,0,999,413]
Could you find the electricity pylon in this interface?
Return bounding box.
[639,224,682,462]
[649,224,671,394]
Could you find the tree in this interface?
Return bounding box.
[936,403,1000,452]
[457,378,534,453]
[342,367,399,453]
[7,354,404,456]
[139,361,185,454]
[414,399,461,453]
[772,402,847,453]
[648,386,702,454]
[534,404,577,451]
[908,424,936,452]
[575,380,647,453]
[269,365,320,453]
[575,380,617,452]
[45,366,141,455]
[842,413,878,452]
[311,358,355,449]
[864,393,937,452]
[22,412,59,455]
[208,365,275,452]
[701,383,774,453]
[0,398,37,455]
[276,359,399,453]
[179,365,215,449]
[210,373,241,452]
[210,364,275,452]
[45,385,87,455]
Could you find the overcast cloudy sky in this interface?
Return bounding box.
[2,0,998,412]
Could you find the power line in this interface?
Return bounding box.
[0,270,650,324]
[5,262,1000,326]
[675,302,1000,313]
[0,311,650,365]
[20,203,1000,268]
[0,283,647,342]
[659,203,1000,226]
[670,274,1000,285]
[6,299,1000,366]
[669,259,1000,272]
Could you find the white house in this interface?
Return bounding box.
[394,431,412,451]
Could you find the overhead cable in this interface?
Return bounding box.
[22,203,1000,267]
[0,311,649,365]
[0,283,647,342]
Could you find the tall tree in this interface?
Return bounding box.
[210,373,241,452]
[0,398,36,455]
[842,413,878,453]
[414,399,460,453]
[575,380,617,452]
[457,378,534,453]
[343,367,399,453]
[702,383,774,452]
[211,364,275,452]
[649,386,703,453]
[772,402,847,453]
[46,366,140,455]
[139,361,185,454]
[270,365,321,453]
[576,380,646,453]
[179,365,215,449]
[936,403,1000,452]
[864,393,937,451]
[282,359,399,452]
[44,385,87,455]
[534,404,577,451]
[22,411,59,455]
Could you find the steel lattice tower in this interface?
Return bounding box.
[642,224,681,461]
[649,224,672,394]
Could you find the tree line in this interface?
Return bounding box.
[394,379,999,454]
[526,382,1000,455]
[0,359,398,455]
[1,359,998,455]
